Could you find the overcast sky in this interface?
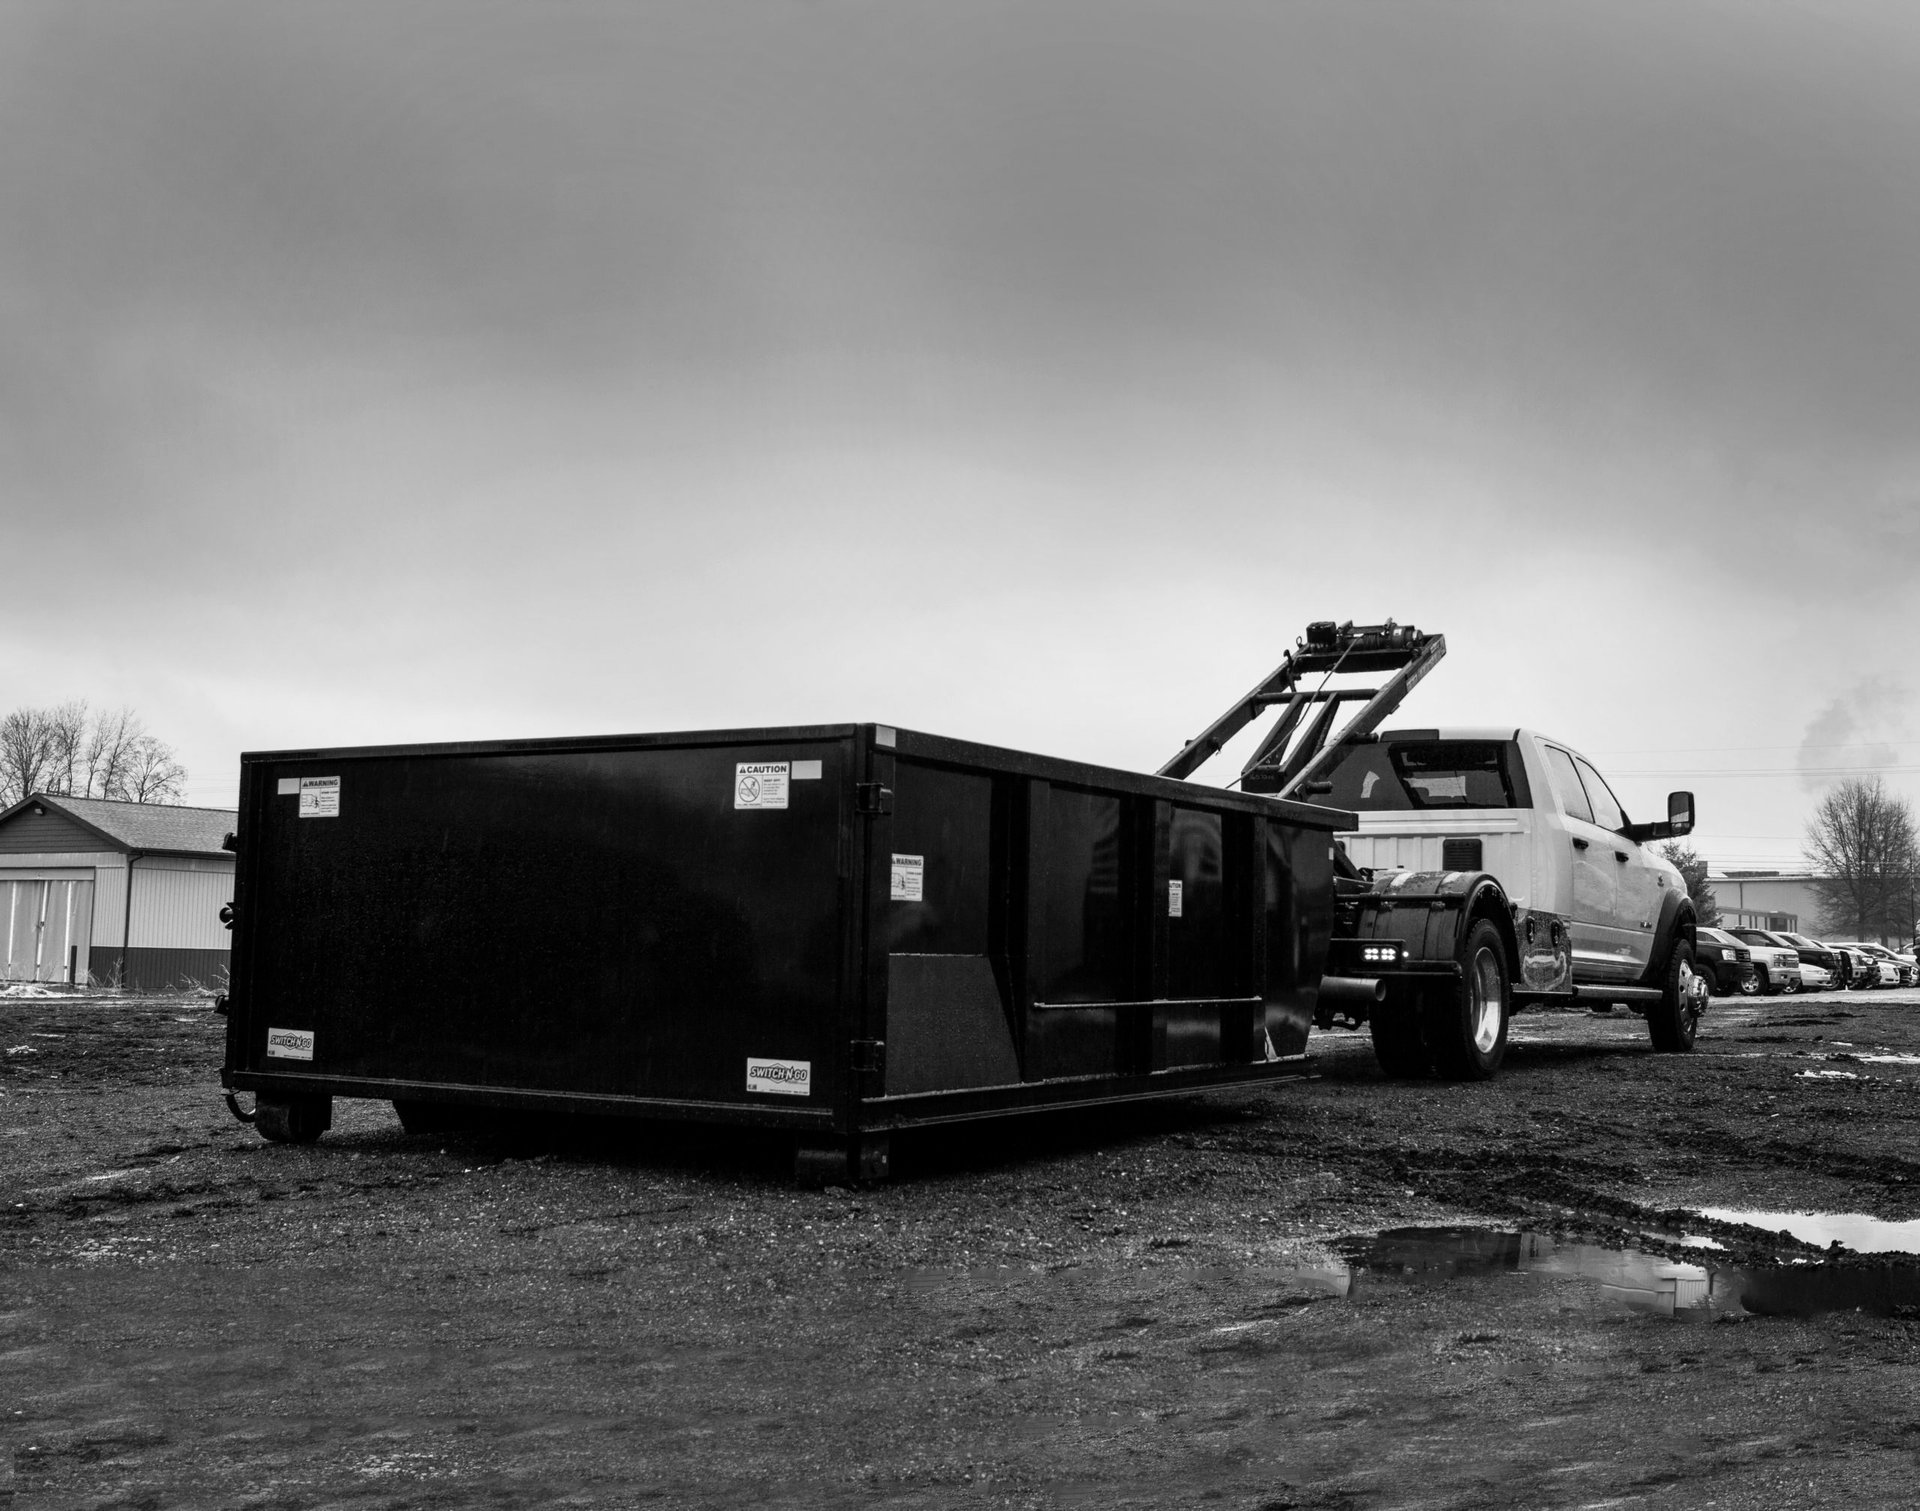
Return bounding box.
[2,0,1915,871]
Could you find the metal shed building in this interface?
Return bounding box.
[0,794,236,990]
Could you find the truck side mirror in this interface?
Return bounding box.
[1667,790,1694,837]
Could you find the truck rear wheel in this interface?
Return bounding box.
[1648,939,1704,1052]
[1428,919,1509,1081]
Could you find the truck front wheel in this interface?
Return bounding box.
[1648,939,1705,1052]
[1428,919,1510,1081]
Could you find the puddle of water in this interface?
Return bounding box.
[1307,1228,1720,1319]
[1859,1054,1920,1065]
[1306,1225,1920,1322]
[1697,1208,1920,1255]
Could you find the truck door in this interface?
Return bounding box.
[1540,744,1633,981]
[1574,755,1659,976]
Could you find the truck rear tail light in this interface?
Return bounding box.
[1361,943,1404,964]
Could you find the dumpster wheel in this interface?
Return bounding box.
[255,1094,332,1145]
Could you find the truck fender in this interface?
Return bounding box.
[1459,875,1521,983]
[1642,888,1697,989]
[1353,869,1518,979]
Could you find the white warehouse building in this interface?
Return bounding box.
[0,794,237,990]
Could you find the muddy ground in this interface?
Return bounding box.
[9,985,1920,1510]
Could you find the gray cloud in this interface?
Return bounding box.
[1798,677,1911,792]
[1,0,1917,838]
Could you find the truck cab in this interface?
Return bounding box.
[1319,728,1696,1002]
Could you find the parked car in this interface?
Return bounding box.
[1835,945,1887,988]
[1780,933,1849,988]
[1830,943,1911,988]
[1727,928,1803,995]
[1797,961,1834,992]
[1692,927,1755,997]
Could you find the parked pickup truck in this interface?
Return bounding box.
[1313,727,1705,1061]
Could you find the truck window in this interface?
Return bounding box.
[1572,756,1626,830]
[1541,745,1593,824]
[1318,741,1525,811]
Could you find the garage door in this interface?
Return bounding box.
[3,878,95,984]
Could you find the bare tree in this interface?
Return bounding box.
[80,706,144,799]
[41,700,91,796]
[1657,841,1720,927]
[0,703,190,807]
[120,735,189,804]
[0,708,58,806]
[1804,776,1920,943]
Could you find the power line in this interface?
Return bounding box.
[1588,741,1914,755]
[1609,766,1920,778]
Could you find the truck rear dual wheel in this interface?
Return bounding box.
[1427,920,1510,1081]
[1647,939,1703,1052]
[1367,919,1510,1081]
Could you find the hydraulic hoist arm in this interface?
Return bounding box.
[1158,620,1446,800]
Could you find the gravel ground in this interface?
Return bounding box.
[8,984,1920,1508]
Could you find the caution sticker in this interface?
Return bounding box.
[746,1057,811,1095]
[735,762,789,810]
[266,1027,314,1060]
[1168,879,1184,918]
[297,776,340,818]
[890,853,924,901]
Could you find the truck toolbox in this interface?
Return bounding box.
[221,723,1351,1177]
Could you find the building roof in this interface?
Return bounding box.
[0,793,236,858]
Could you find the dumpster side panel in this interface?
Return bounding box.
[1264,822,1333,1057]
[237,739,851,1109]
[882,758,1020,1095]
[1025,782,1131,1080]
[1160,804,1227,1068]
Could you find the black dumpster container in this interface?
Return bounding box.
[221,723,1351,1178]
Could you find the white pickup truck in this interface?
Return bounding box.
[1314,726,1707,1071]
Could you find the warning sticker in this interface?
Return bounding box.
[890,853,924,901]
[298,776,340,818]
[735,762,789,810]
[1168,879,1184,918]
[266,1027,314,1061]
[746,1057,811,1096]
